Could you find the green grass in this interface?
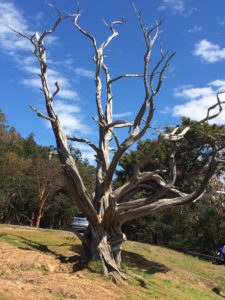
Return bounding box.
[0,226,225,299]
[0,227,78,257]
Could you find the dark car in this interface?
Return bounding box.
[71,212,88,232]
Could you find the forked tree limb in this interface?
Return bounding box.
[112,90,224,217]
[103,41,175,191]
[115,149,220,223]
[199,91,225,123]
[29,104,55,122]
[67,136,101,156]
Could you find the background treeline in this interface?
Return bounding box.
[0,108,225,254]
[0,109,95,229]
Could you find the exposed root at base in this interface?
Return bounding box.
[108,271,127,285]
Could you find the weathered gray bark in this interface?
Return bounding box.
[12,2,225,282]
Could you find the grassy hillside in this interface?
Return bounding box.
[0,225,225,300]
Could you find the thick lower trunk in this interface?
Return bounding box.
[81,226,127,282]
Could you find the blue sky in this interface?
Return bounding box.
[0,0,225,162]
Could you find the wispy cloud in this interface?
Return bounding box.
[193,39,225,63]
[159,106,171,114]
[21,63,79,100]
[173,81,225,124]
[0,1,58,54]
[75,67,94,78]
[54,100,80,114]
[158,0,196,16]
[174,87,213,99]
[188,25,202,33]
[217,17,225,26]
[159,0,185,15]
[0,1,31,53]
[113,112,133,118]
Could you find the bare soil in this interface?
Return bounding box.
[0,227,125,300]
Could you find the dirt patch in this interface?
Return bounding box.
[0,239,125,300]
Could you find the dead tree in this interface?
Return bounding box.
[12,2,225,281]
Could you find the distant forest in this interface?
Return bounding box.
[0,108,224,254]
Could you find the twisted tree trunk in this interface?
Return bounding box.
[79,223,126,281]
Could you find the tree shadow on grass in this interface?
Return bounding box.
[212,287,225,298]
[122,249,170,275]
[1,233,170,280]
[0,233,81,265]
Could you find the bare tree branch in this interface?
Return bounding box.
[168,142,177,186]
[67,136,101,156]
[103,47,174,191]
[116,150,219,223]
[109,73,143,84]
[199,91,225,123]
[104,120,134,130]
[109,129,120,150]
[101,18,126,50]
[73,6,98,54]
[162,126,191,142]
[52,81,60,98]
[29,104,55,122]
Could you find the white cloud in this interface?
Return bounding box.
[210,79,225,89]
[193,39,225,63]
[54,100,80,114]
[57,89,79,100]
[75,67,94,78]
[174,87,213,99]
[0,1,78,101]
[19,57,79,100]
[173,81,225,124]
[159,0,185,14]
[0,1,58,54]
[188,25,202,33]
[57,113,84,132]
[113,112,132,118]
[0,1,32,53]
[22,65,40,75]
[22,77,40,88]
